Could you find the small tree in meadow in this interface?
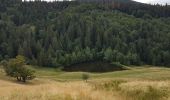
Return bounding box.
[2,55,35,82]
[82,73,89,82]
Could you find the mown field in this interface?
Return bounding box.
[0,65,170,100]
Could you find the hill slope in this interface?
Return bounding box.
[0,1,170,67]
[0,66,170,100]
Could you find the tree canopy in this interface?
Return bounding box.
[2,55,35,82]
[0,0,170,67]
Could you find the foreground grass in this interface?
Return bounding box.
[0,65,170,100]
[0,79,118,100]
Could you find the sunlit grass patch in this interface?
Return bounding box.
[120,81,170,100]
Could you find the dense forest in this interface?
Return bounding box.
[0,0,170,68]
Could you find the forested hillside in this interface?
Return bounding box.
[0,0,170,67]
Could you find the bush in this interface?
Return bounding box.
[82,73,89,82]
[2,55,35,82]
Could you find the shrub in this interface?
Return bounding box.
[82,73,89,82]
[2,55,35,82]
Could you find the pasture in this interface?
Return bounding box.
[0,65,170,100]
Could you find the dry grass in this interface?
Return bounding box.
[1,66,170,100]
[0,79,121,100]
[0,79,170,100]
[90,79,170,100]
[120,81,170,100]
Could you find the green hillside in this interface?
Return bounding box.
[0,0,170,68]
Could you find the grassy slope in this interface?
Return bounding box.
[0,65,170,100]
[32,65,170,81]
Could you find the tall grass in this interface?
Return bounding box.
[1,66,170,100]
[0,79,118,100]
[0,79,170,100]
[92,80,170,100]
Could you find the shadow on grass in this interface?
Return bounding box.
[63,61,128,73]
